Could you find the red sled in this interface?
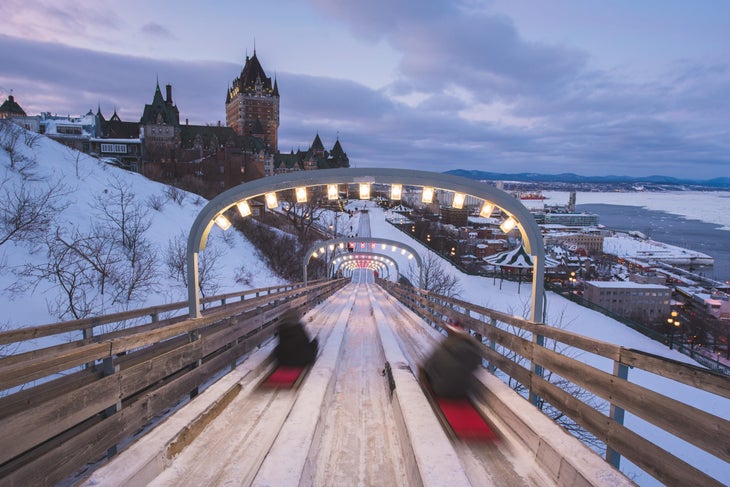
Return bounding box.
[419,368,498,442]
[260,365,308,389]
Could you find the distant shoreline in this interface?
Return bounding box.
[577,202,729,282]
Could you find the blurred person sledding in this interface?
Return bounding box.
[262,308,318,388]
[420,316,498,441]
[275,308,318,366]
[422,317,481,397]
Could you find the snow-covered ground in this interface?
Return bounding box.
[0,126,283,329]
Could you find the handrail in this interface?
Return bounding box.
[379,279,729,487]
[0,279,346,486]
[0,282,307,346]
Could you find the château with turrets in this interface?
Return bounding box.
[0,48,349,199]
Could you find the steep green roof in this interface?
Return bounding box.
[140,83,180,126]
[0,95,27,117]
[311,133,324,151]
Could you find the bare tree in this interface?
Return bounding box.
[22,231,97,320]
[54,228,122,306]
[92,176,159,303]
[59,144,86,179]
[197,242,225,301]
[408,252,462,297]
[22,129,41,151]
[19,176,160,318]
[1,119,22,170]
[237,218,301,280]
[94,176,151,250]
[164,231,188,286]
[148,193,166,212]
[0,119,37,175]
[119,239,158,303]
[165,231,224,299]
[0,177,67,248]
[164,185,186,205]
[279,187,327,240]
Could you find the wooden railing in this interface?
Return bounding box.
[379,280,730,487]
[0,279,347,487]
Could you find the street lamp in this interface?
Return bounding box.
[667,311,681,350]
[452,192,466,209]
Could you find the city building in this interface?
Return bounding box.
[583,281,671,322]
[0,95,40,135]
[440,206,469,226]
[0,94,30,124]
[543,212,599,227]
[91,108,142,170]
[544,231,604,254]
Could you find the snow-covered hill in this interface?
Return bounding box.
[0,122,283,328]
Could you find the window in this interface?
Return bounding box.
[101,143,128,154]
[57,125,82,135]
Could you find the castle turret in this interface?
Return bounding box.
[225,49,279,152]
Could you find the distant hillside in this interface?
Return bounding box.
[444,169,730,189]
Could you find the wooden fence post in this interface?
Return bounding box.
[487,317,497,373]
[607,361,630,468]
[530,327,546,407]
[102,355,121,458]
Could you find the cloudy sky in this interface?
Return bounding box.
[1,0,729,179]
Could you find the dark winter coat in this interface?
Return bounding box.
[423,332,481,398]
[275,317,318,367]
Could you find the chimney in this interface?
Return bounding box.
[186,118,189,125]
[166,84,173,105]
[218,120,221,127]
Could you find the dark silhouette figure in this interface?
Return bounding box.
[275,309,318,366]
[423,324,481,397]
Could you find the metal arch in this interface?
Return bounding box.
[338,260,389,281]
[337,256,390,283]
[331,251,397,282]
[329,252,399,281]
[187,168,545,322]
[302,236,421,287]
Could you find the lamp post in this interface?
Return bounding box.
[667,311,681,350]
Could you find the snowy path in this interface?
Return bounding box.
[306,284,411,486]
